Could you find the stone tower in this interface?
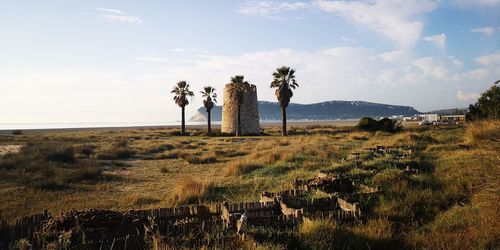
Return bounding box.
[221,83,260,135]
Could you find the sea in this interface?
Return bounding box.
[0,120,358,131]
[0,121,212,130]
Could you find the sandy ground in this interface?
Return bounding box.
[0,120,358,134]
[0,145,22,156]
[0,120,420,135]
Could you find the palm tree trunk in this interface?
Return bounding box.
[207,110,211,136]
[181,106,185,135]
[236,105,241,136]
[282,107,287,136]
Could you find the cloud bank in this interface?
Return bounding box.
[239,0,438,49]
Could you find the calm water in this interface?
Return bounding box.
[0,121,216,130]
[0,120,358,130]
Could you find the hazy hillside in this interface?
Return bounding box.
[426,108,467,115]
[190,100,420,121]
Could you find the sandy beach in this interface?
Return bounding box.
[0,120,361,133]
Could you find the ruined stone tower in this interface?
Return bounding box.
[221,84,260,135]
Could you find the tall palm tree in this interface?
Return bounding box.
[271,66,299,136]
[227,75,251,136]
[171,81,194,135]
[200,86,217,136]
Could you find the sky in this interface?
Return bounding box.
[1,0,499,124]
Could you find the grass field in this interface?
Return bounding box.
[0,121,498,249]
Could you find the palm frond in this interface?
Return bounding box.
[171,81,194,107]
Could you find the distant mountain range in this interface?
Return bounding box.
[189,100,420,122]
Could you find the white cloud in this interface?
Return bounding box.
[96,7,125,14]
[470,26,495,36]
[475,52,500,66]
[238,0,438,48]
[4,47,500,123]
[412,57,450,80]
[237,1,310,16]
[96,7,143,24]
[134,46,499,112]
[378,50,412,64]
[422,33,447,49]
[464,68,490,80]
[454,0,500,7]
[457,90,479,101]
[102,15,143,24]
[313,0,437,49]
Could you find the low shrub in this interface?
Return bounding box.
[75,144,96,157]
[172,176,213,204]
[464,120,500,146]
[62,161,101,183]
[39,146,76,163]
[357,117,379,131]
[97,140,135,160]
[0,143,104,189]
[378,118,401,132]
[357,117,402,132]
[12,130,22,135]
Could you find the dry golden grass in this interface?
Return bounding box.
[464,120,500,147]
[224,158,263,176]
[171,176,213,204]
[0,122,498,248]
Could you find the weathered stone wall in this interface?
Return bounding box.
[221,84,260,135]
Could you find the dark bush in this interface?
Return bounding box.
[378,118,401,132]
[114,139,129,147]
[18,143,76,163]
[357,117,379,131]
[113,147,134,159]
[357,117,401,132]
[76,144,96,157]
[45,147,76,163]
[466,83,500,121]
[0,157,17,170]
[12,130,22,135]
[62,163,101,183]
[97,147,134,160]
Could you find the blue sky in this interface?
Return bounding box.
[1,0,499,124]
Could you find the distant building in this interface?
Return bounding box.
[221,83,260,135]
[422,114,440,123]
[419,114,465,125]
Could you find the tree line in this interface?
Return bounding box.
[465,80,500,121]
[171,66,298,136]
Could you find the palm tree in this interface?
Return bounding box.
[227,75,251,136]
[171,81,194,135]
[200,86,217,136]
[271,66,299,136]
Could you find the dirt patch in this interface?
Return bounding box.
[0,145,22,156]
